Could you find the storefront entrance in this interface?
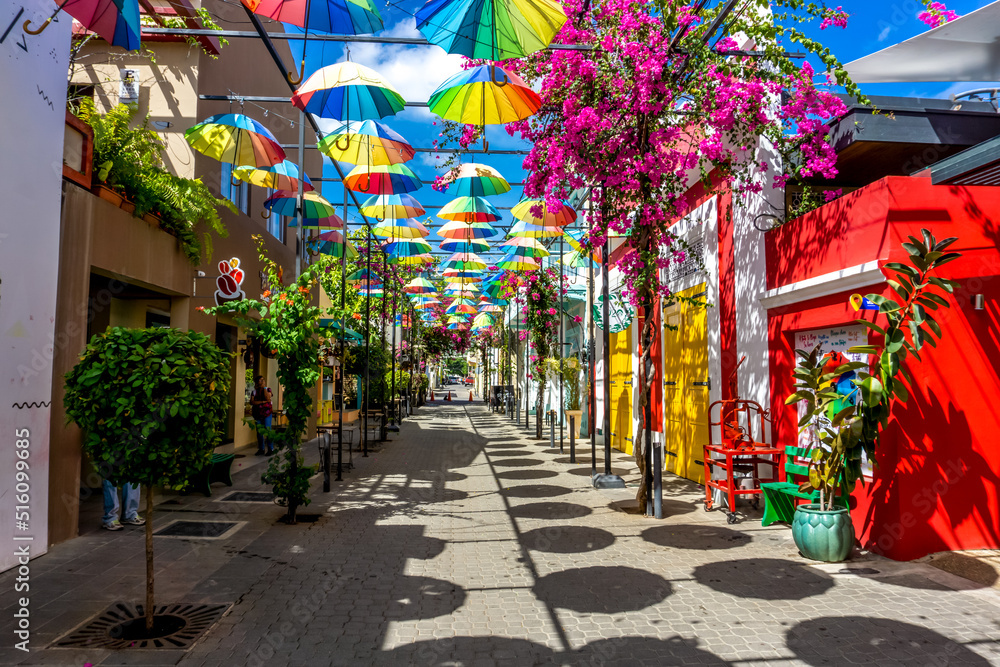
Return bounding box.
[663,284,709,484]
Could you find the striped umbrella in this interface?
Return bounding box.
[372,218,430,239]
[292,62,405,120]
[499,237,550,258]
[288,213,345,228]
[317,119,414,165]
[234,160,313,192]
[441,252,488,271]
[478,303,503,313]
[428,65,540,125]
[361,193,425,220]
[383,238,432,256]
[439,238,490,253]
[307,238,359,259]
[313,229,349,242]
[390,254,435,265]
[347,269,382,286]
[345,163,421,195]
[415,0,566,60]
[438,196,502,223]
[495,254,540,271]
[507,220,562,238]
[185,114,285,167]
[265,191,338,218]
[511,199,578,226]
[437,163,510,197]
[404,277,437,293]
[438,220,500,239]
[446,302,478,315]
[243,0,382,36]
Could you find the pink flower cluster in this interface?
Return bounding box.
[918,2,959,28]
[820,7,849,30]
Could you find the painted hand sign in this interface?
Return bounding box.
[214,257,245,306]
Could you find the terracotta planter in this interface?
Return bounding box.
[93,184,123,207]
[143,212,162,225]
[119,199,135,214]
[565,409,584,437]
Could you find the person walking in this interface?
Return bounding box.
[251,375,275,456]
[102,481,144,531]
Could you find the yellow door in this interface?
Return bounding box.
[662,284,709,484]
[609,327,633,455]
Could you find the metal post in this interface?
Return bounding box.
[595,233,625,489]
[336,185,347,481]
[380,254,388,442]
[589,236,597,477]
[390,285,397,425]
[653,437,663,519]
[570,415,576,463]
[362,229,371,457]
[559,231,564,452]
[549,412,555,449]
[294,110,305,279]
[322,430,331,492]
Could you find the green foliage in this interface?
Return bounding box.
[545,356,582,410]
[444,357,468,375]
[75,100,233,263]
[64,327,231,490]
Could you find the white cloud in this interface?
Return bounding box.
[347,33,463,107]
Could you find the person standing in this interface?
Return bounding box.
[251,375,274,456]
[102,481,144,530]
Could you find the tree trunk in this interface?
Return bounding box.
[287,449,298,524]
[144,486,154,631]
[634,313,656,512]
[535,373,544,440]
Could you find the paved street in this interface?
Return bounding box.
[3,400,1000,666]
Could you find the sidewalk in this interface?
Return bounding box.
[3,401,1000,666]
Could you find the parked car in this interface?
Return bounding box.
[462,376,474,386]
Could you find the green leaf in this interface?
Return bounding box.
[883,262,918,277]
[901,241,925,256]
[908,320,924,350]
[880,351,899,376]
[933,236,958,252]
[888,279,911,301]
[933,252,962,268]
[893,378,909,403]
[926,276,955,294]
[920,293,949,307]
[886,329,905,353]
[911,303,925,324]
[924,314,941,338]
[860,376,884,407]
[856,319,886,335]
[848,345,879,355]
[921,228,935,251]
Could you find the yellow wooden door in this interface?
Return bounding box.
[661,284,709,484]
[609,327,633,454]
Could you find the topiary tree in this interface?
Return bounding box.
[64,327,230,631]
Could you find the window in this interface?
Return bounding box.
[220,163,248,215]
[265,188,285,243]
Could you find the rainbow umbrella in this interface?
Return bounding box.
[561,250,600,268]
[24,0,142,51]
[292,62,405,121]
[440,238,490,253]
[472,313,494,329]
[438,196,502,223]
[437,163,510,197]
[361,194,425,220]
[443,274,483,284]
[479,303,503,313]
[243,0,382,35]
[441,252,488,271]
[345,163,421,195]
[308,239,359,259]
[500,237,550,258]
[383,238,432,256]
[495,254,540,271]
[234,160,313,192]
[318,120,414,165]
[289,213,344,228]
[347,268,382,285]
[405,277,437,293]
[511,198,578,226]
[185,114,285,167]
[446,302,478,315]
[507,220,562,238]
[390,254,434,265]
[265,191,338,218]
[438,220,500,239]
[563,228,586,253]
[372,218,430,239]
[428,65,540,125]
[415,0,566,60]
[314,229,349,242]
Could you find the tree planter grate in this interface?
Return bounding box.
[153,520,243,539]
[55,602,230,649]
[217,491,275,503]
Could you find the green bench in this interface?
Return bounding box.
[760,445,850,526]
[188,453,236,497]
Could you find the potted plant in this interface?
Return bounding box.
[546,356,584,437]
[64,327,230,632]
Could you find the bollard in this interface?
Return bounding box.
[549,413,555,449]
[570,415,576,463]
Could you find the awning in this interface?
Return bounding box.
[844,2,1000,83]
[319,319,364,343]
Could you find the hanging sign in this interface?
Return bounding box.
[594,293,634,333]
[214,257,245,306]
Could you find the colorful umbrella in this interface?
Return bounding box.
[313,229,349,242]
[242,0,382,36]
[318,120,414,165]
[561,250,600,268]
[347,268,382,284]
[438,220,500,239]
[372,218,430,239]
[479,303,503,313]
[443,273,483,283]
[345,163,421,195]
[507,220,562,238]
[472,313,494,329]
[308,239,359,259]
[24,0,142,51]
[437,163,510,197]
[500,236,550,258]
[405,277,437,293]
[292,62,405,121]
[428,65,541,125]
[234,160,314,192]
[288,213,345,228]
[495,254,540,271]
[383,238,432,256]
[446,302,478,315]
[439,238,490,253]
[441,252,488,271]
[415,0,566,60]
[265,191,338,218]
[361,193,425,220]
[438,196,502,223]
[511,199,578,226]
[185,114,285,167]
[390,253,435,265]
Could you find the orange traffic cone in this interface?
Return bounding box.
[445,391,451,401]
[468,391,473,401]
[430,390,435,401]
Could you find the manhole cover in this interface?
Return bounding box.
[56,602,230,649]
[154,520,243,539]
[217,491,275,503]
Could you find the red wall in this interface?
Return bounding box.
[767,176,1000,560]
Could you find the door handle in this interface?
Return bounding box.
[692,381,710,387]
[664,381,676,386]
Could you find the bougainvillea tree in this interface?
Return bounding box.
[500,1,865,512]
[512,267,561,439]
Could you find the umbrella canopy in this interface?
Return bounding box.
[361,193,425,219]
[390,253,435,265]
[313,229,349,242]
[185,114,285,167]
[243,0,382,35]
[308,239,359,259]
[265,191,338,218]
[31,0,142,51]
[405,277,437,293]
[345,163,422,195]
[292,62,405,120]
[479,303,503,313]
[347,268,382,285]
[507,220,562,238]
[428,65,541,125]
[446,302,478,315]
[438,196,502,223]
[500,237,550,258]
[441,252,488,271]
[439,238,490,253]
[318,119,414,165]
[288,213,344,228]
[495,254,540,271]
[438,220,500,239]
[372,218,430,238]
[437,163,510,197]
[561,249,600,268]
[234,160,314,192]
[383,238,432,256]
[442,273,483,283]
[472,313,494,328]
[511,198,577,226]
[415,0,566,60]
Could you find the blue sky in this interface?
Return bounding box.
[280,0,997,261]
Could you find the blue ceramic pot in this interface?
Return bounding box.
[792,503,854,562]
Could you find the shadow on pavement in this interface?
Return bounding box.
[496,469,560,481]
[508,502,593,520]
[500,484,573,499]
[693,558,834,600]
[521,526,616,554]
[642,525,751,550]
[492,458,546,467]
[533,566,672,614]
